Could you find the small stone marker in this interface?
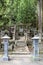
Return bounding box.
[32,35,39,60]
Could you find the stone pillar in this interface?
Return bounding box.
[32,35,39,60]
[1,34,10,61]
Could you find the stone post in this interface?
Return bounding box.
[32,35,39,60]
[1,34,10,61]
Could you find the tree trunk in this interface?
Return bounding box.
[38,0,42,43]
[13,25,16,41]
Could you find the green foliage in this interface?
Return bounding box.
[0,0,37,27]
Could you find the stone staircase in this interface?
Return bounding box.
[14,36,27,54]
[15,36,26,46]
[10,45,31,55]
[10,36,31,55]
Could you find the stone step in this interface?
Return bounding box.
[9,52,31,55]
[15,40,26,46]
[0,51,31,55]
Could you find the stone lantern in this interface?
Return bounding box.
[1,34,10,61]
[32,35,39,60]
